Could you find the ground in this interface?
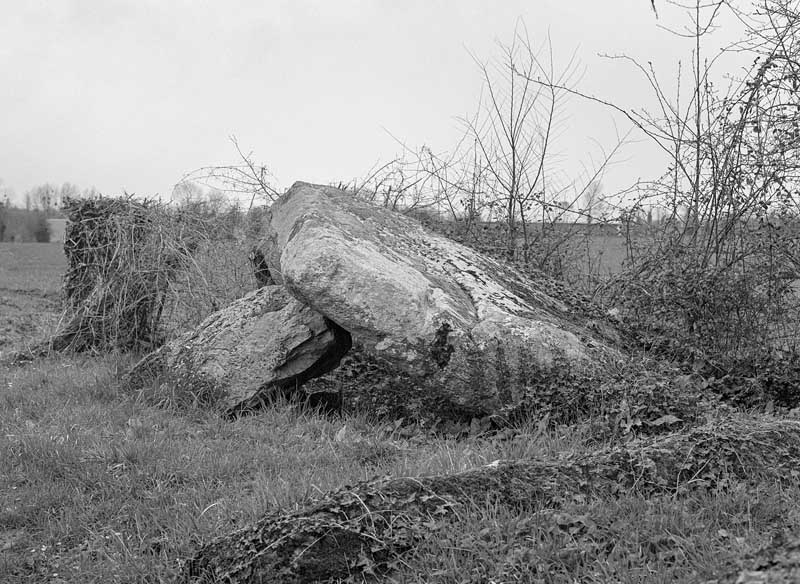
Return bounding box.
[0,243,64,360]
[2,242,800,583]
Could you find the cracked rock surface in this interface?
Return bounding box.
[127,285,350,413]
[264,181,627,416]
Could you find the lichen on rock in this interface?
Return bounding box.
[262,181,628,418]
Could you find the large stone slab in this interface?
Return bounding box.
[264,181,625,418]
[127,285,350,413]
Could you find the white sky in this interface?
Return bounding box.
[0,0,750,206]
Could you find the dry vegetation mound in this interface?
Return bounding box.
[42,196,196,353]
[10,195,262,362]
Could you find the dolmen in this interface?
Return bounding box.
[129,181,626,420]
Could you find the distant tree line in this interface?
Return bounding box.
[0,181,102,243]
[0,203,50,242]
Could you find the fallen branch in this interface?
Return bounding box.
[181,416,800,583]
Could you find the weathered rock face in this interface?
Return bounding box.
[264,181,625,418]
[127,285,351,413]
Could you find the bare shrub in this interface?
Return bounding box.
[340,27,628,291]
[608,0,800,362]
[515,1,800,367]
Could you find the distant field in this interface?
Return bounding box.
[0,242,66,294]
[0,243,65,358]
[571,233,629,277]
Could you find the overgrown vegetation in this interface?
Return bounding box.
[347,0,800,406]
[597,0,800,374]
[6,1,800,582]
[3,350,799,583]
[29,195,266,357]
[52,196,184,352]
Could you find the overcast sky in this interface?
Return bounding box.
[1,0,748,206]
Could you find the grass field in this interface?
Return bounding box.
[0,243,66,294]
[1,243,799,583]
[0,243,65,360]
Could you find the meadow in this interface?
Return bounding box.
[2,241,799,583]
[0,243,64,361]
